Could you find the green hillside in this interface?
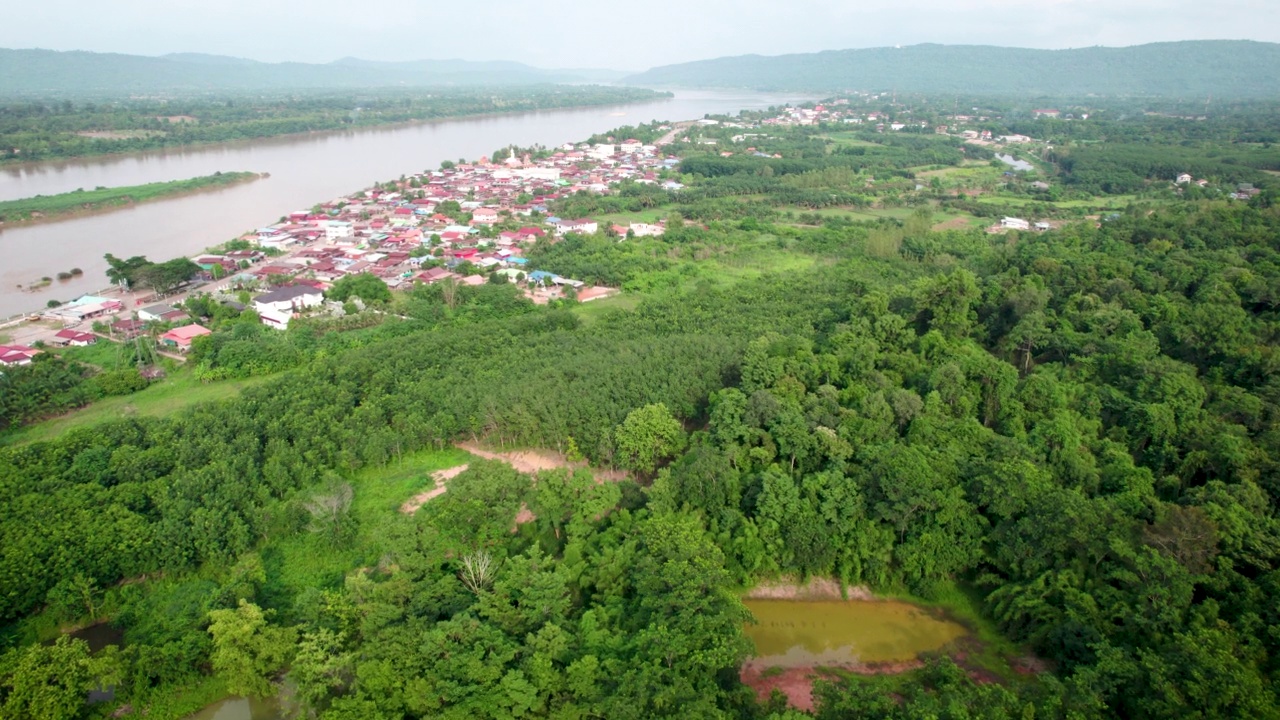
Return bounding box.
[622,40,1280,97]
[0,48,627,96]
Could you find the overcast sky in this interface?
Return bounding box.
[2,0,1276,71]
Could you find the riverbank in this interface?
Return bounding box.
[0,171,262,227]
[0,87,671,169]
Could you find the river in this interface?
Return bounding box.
[0,90,810,317]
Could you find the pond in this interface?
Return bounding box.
[996,153,1035,172]
[742,598,969,668]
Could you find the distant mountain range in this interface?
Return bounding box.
[621,41,1280,98]
[0,48,628,95]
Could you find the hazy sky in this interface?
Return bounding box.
[2,0,1276,70]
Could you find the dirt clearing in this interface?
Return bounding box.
[456,441,629,483]
[399,464,469,514]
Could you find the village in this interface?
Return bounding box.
[0,132,684,365]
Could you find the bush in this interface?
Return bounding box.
[91,368,150,397]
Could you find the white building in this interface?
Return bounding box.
[629,223,665,237]
[556,219,598,236]
[325,220,354,241]
[1001,217,1031,231]
[252,285,324,329]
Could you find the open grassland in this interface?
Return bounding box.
[0,371,278,446]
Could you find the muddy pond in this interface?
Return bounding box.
[742,598,969,668]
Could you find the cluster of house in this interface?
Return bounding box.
[106,301,213,352]
[1176,174,1263,200]
[172,140,683,328]
[761,104,937,133]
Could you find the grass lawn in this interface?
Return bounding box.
[819,132,879,148]
[0,370,280,446]
[596,209,668,226]
[53,339,134,371]
[975,194,1144,210]
[573,292,644,324]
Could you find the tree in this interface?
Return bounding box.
[102,253,151,288]
[207,600,296,698]
[0,636,119,720]
[614,403,686,475]
[327,273,392,305]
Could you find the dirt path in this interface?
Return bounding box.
[655,120,696,146]
[455,441,629,483]
[399,464,469,514]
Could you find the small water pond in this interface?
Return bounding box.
[65,621,125,653]
[743,598,969,667]
[996,154,1035,172]
[183,697,283,720]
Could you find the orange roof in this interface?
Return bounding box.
[160,324,212,343]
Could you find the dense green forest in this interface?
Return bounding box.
[621,40,1280,97]
[0,172,259,224]
[3,106,1280,720]
[0,86,666,162]
[0,49,626,96]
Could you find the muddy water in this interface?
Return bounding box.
[743,599,968,667]
[0,89,814,316]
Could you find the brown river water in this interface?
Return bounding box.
[0,90,811,317]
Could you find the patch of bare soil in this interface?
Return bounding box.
[744,578,873,601]
[741,666,821,712]
[455,441,629,483]
[931,216,972,232]
[399,464,469,514]
[740,660,924,712]
[511,502,537,533]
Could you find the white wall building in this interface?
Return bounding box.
[325,220,354,241]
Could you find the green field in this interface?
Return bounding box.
[0,171,259,224]
[974,193,1144,210]
[0,370,278,446]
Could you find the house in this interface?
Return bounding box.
[111,319,147,339]
[0,344,40,366]
[159,324,212,352]
[1033,109,1061,119]
[555,219,597,236]
[416,267,455,284]
[1034,222,1052,231]
[1001,217,1031,231]
[470,207,500,225]
[138,304,188,323]
[52,329,97,347]
[1176,173,1193,185]
[252,285,324,329]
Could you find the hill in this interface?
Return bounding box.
[622,40,1280,97]
[0,48,628,96]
